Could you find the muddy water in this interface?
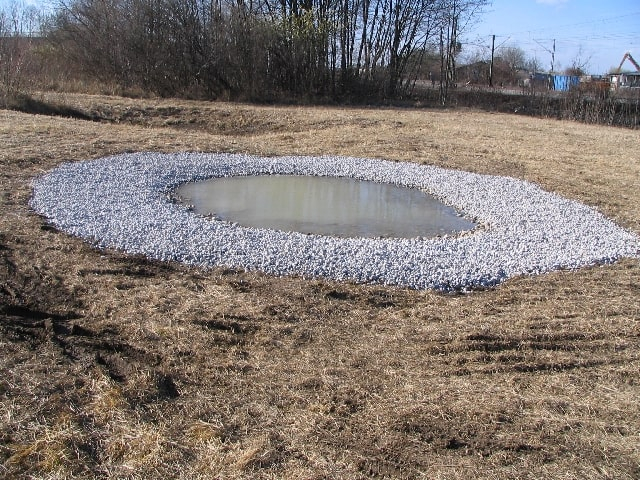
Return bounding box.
[175,175,476,238]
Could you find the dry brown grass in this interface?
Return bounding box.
[1,93,639,479]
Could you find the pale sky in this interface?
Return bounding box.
[466,0,640,74]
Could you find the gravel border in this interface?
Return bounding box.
[30,152,640,291]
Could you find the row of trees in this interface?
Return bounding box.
[0,4,42,103]
[39,0,487,100]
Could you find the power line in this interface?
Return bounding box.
[483,11,640,38]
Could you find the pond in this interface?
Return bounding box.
[174,175,476,238]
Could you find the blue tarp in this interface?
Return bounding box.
[552,75,580,91]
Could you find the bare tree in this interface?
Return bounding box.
[525,55,543,73]
[438,0,488,105]
[499,45,526,72]
[0,4,42,104]
[565,46,591,76]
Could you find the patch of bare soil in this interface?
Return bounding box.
[1,94,639,479]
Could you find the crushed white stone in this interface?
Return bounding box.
[30,152,640,291]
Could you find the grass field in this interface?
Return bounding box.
[1,93,639,479]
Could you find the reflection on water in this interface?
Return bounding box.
[175,175,476,238]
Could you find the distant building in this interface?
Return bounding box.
[609,72,640,90]
[456,61,490,85]
[529,72,552,90]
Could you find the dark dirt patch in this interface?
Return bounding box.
[7,94,96,121]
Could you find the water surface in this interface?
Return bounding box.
[175,175,475,238]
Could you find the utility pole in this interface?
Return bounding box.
[534,38,556,72]
[489,34,495,87]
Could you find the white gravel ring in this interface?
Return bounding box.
[30,152,640,291]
